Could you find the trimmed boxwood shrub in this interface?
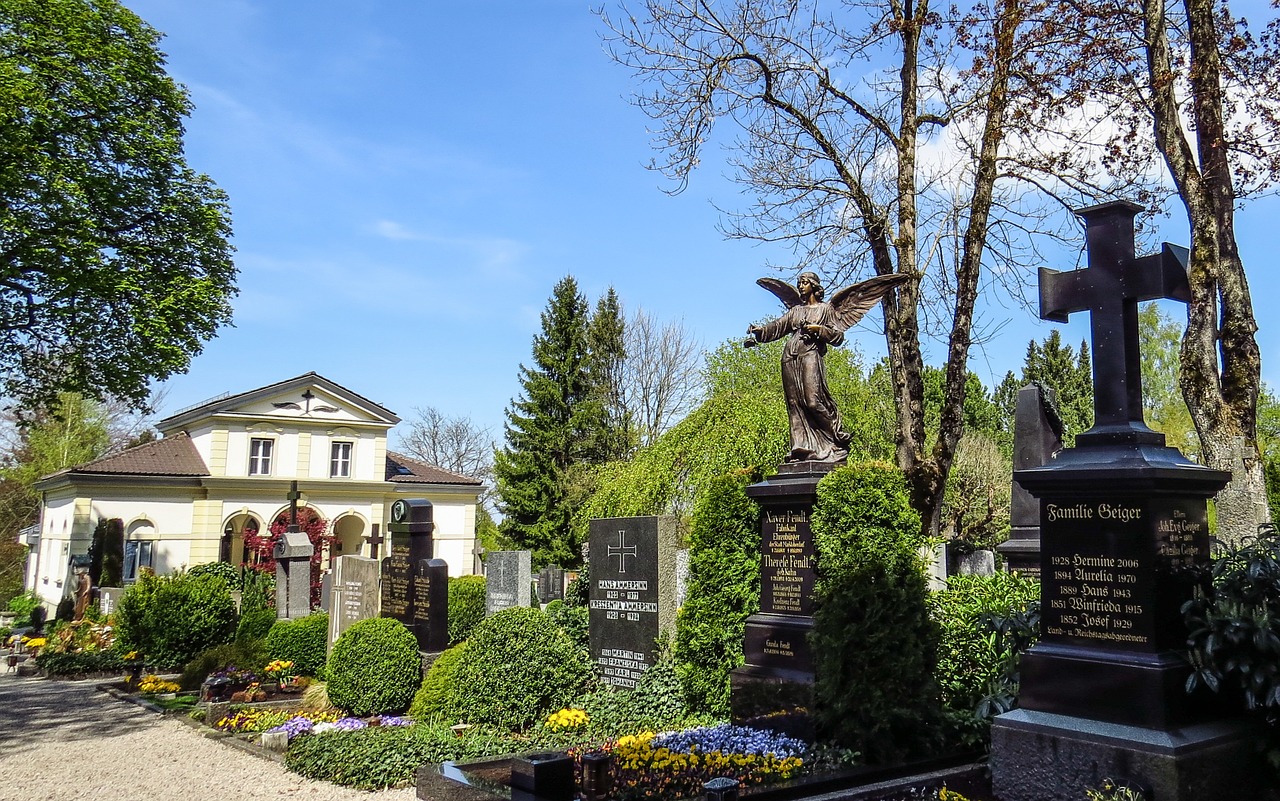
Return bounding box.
[179,640,269,690]
[673,469,761,715]
[188,561,241,591]
[265,612,329,677]
[326,617,420,716]
[409,642,468,721]
[544,600,589,652]
[236,607,277,644]
[116,571,237,669]
[447,575,486,645]
[811,461,944,764]
[445,606,593,730]
[36,648,125,676]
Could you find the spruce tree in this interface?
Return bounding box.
[1019,330,1093,446]
[494,277,595,567]
[586,288,632,462]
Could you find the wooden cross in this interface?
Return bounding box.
[1039,200,1190,446]
[365,525,384,561]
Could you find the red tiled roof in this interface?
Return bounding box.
[66,432,210,477]
[385,451,483,486]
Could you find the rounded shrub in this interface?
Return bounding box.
[188,561,241,591]
[811,461,943,764]
[236,607,277,644]
[326,617,421,716]
[265,612,329,677]
[447,575,486,645]
[410,643,468,721]
[544,600,589,652]
[144,573,238,669]
[445,606,593,730]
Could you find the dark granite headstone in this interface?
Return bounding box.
[328,555,380,652]
[485,551,532,614]
[536,566,565,604]
[997,383,1063,577]
[381,498,441,652]
[989,201,1257,801]
[412,558,449,652]
[588,516,679,688]
[319,572,332,613]
[274,531,313,620]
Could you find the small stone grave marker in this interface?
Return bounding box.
[485,551,531,614]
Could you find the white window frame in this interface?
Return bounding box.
[330,440,353,478]
[249,437,274,476]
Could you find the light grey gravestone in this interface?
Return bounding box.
[588,516,680,689]
[485,551,532,615]
[97,587,122,616]
[274,531,314,620]
[958,549,996,576]
[327,555,381,653]
[674,549,690,610]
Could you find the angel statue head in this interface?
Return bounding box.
[746,272,908,465]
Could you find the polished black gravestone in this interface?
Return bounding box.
[996,383,1064,578]
[381,498,448,653]
[990,201,1259,801]
[587,516,679,689]
[730,462,831,731]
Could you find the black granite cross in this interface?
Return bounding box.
[608,530,638,574]
[1039,200,1190,446]
[365,524,384,561]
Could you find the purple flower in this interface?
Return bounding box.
[266,716,316,741]
[652,725,808,758]
[332,717,368,731]
[377,716,413,727]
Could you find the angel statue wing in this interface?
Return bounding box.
[755,277,802,309]
[829,273,910,331]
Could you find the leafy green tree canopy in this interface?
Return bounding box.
[0,0,236,412]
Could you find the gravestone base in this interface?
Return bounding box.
[729,668,814,741]
[991,709,1263,801]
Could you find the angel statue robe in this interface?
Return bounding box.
[749,301,851,462]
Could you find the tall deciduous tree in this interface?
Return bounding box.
[600,0,1070,533]
[1139,303,1198,458]
[0,0,236,413]
[494,277,597,567]
[1024,0,1278,541]
[398,406,495,504]
[622,308,704,449]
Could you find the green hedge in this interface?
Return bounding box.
[544,600,589,652]
[265,612,329,677]
[673,469,761,715]
[811,462,944,764]
[188,561,241,591]
[444,606,593,730]
[409,643,468,721]
[236,607,277,644]
[35,648,125,676]
[285,722,526,790]
[447,575,486,645]
[115,571,237,669]
[326,617,421,716]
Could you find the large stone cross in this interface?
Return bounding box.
[287,480,302,532]
[364,524,384,561]
[1039,200,1190,446]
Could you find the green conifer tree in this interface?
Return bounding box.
[1019,331,1093,447]
[493,277,596,567]
[586,287,632,462]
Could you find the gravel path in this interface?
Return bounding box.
[0,668,419,801]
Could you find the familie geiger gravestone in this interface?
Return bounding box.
[989,201,1259,801]
[380,498,448,653]
[587,516,679,688]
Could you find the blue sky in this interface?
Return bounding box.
[130,1,1279,441]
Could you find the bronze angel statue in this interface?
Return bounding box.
[746,271,908,464]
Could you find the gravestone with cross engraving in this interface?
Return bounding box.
[484,551,531,614]
[588,516,680,688]
[990,202,1256,801]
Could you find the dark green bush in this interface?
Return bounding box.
[1185,527,1280,710]
[144,573,238,669]
[410,643,468,721]
[811,461,944,764]
[236,607,277,644]
[89,518,124,588]
[447,575,486,645]
[930,572,1040,747]
[179,640,269,690]
[6,591,42,627]
[285,721,526,790]
[544,600,589,652]
[445,606,593,730]
[564,563,589,607]
[114,570,165,657]
[673,469,761,715]
[240,568,275,612]
[189,561,241,591]
[326,617,421,716]
[265,612,329,677]
[35,648,124,676]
